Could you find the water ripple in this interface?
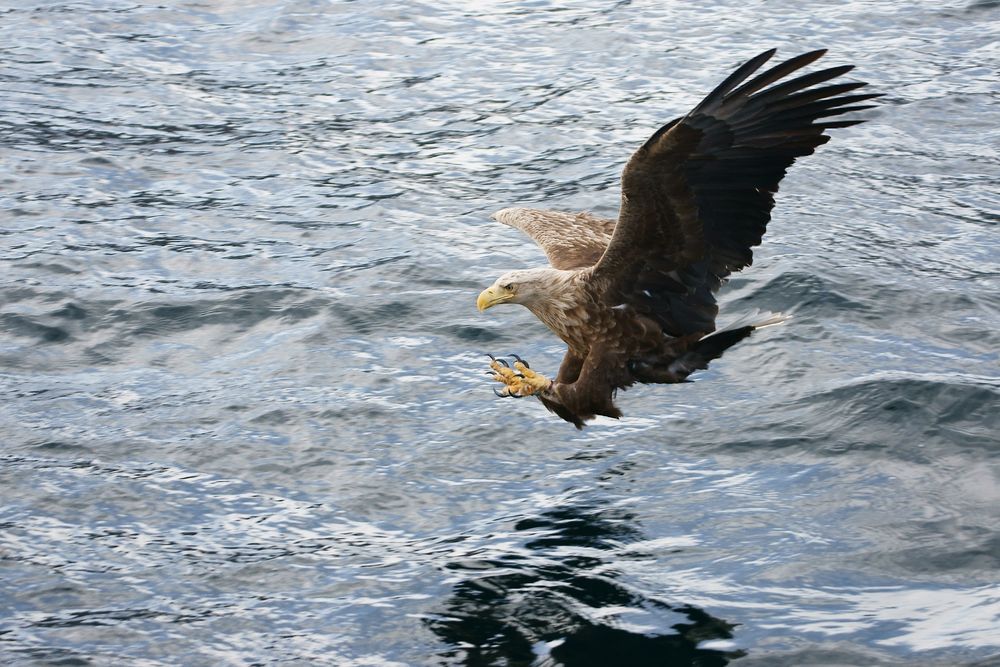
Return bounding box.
[2,0,999,664]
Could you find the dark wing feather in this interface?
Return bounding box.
[493,207,616,270]
[590,49,879,336]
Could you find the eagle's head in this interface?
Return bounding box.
[476,268,560,312]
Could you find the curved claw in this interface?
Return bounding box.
[495,358,509,368]
[493,387,508,398]
[509,354,529,368]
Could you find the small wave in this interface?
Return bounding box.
[783,374,999,454]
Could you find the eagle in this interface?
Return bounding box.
[476,49,878,428]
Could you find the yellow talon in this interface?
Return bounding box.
[489,358,519,382]
[487,355,551,397]
[512,361,551,394]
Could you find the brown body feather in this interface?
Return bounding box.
[484,49,878,427]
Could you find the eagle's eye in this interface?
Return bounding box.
[502,283,514,291]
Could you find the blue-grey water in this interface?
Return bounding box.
[2,1,999,665]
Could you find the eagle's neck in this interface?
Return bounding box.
[524,270,593,353]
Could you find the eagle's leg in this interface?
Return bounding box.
[539,346,624,426]
[488,355,552,398]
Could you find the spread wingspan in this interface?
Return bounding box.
[590,49,880,336]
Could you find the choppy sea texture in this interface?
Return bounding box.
[1,0,998,665]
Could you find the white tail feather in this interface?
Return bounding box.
[709,309,790,337]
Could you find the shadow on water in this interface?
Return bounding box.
[426,501,744,666]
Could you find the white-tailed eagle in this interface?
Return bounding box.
[477,49,878,428]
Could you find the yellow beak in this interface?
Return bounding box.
[477,285,511,312]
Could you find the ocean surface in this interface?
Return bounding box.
[2,1,998,665]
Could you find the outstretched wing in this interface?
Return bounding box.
[493,207,616,270]
[590,49,879,336]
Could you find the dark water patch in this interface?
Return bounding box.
[965,0,1000,11]
[0,314,70,343]
[330,298,420,336]
[734,271,869,317]
[4,647,94,667]
[428,502,743,666]
[440,324,505,342]
[15,261,83,275]
[31,441,92,455]
[51,303,88,320]
[771,376,1000,455]
[877,533,1000,577]
[105,289,327,335]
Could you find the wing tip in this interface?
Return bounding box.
[691,48,780,115]
[492,207,528,225]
